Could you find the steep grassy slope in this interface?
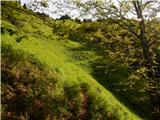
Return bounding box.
[1,2,141,120]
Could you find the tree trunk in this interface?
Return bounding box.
[133,1,160,119]
[139,12,160,120]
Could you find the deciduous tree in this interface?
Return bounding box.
[72,0,160,119]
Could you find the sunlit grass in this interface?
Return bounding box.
[1,2,142,119]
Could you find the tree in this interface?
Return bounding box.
[59,14,71,20]
[72,0,160,119]
[83,18,92,22]
[23,3,27,9]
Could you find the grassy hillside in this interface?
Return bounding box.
[1,2,143,120]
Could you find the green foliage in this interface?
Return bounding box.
[1,1,149,120]
[51,18,159,118]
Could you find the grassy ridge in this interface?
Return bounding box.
[1,1,141,120]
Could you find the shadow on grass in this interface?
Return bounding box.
[69,39,150,119]
[92,64,150,119]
